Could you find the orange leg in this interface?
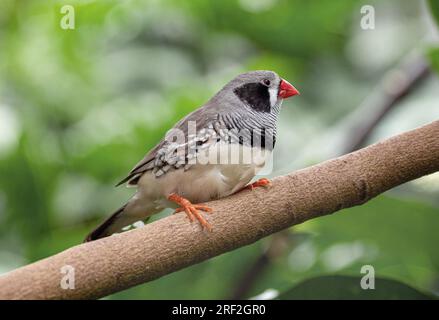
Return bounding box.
[242,178,272,191]
[168,193,213,231]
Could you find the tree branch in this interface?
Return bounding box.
[1,120,438,300]
[343,54,431,153]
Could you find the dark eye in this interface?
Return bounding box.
[262,79,271,86]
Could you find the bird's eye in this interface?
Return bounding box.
[262,79,271,86]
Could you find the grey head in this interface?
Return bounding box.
[202,70,290,151]
[210,70,283,114]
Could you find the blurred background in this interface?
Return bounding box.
[1,0,439,299]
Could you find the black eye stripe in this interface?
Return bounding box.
[234,82,271,113]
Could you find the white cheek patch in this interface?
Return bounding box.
[268,87,278,108]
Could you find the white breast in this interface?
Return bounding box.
[136,142,271,207]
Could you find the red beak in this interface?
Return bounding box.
[278,79,300,99]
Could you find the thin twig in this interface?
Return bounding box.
[343,54,431,153]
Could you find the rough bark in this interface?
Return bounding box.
[0,120,438,300]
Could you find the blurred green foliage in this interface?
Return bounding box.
[428,0,439,73]
[278,275,434,299]
[429,0,439,26]
[0,0,438,299]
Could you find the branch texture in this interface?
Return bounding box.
[1,120,438,299]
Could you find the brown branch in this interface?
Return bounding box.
[1,120,438,300]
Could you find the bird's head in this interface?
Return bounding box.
[224,70,299,113]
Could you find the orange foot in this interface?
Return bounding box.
[243,178,272,191]
[168,193,213,231]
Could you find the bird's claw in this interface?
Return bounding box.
[168,193,213,231]
[174,204,213,215]
[244,178,272,191]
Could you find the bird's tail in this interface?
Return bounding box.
[84,204,135,242]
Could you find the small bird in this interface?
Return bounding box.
[84,70,299,242]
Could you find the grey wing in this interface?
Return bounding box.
[116,104,220,187]
[115,141,164,186]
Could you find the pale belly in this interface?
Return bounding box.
[133,145,270,213]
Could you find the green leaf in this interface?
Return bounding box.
[428,47,439,74]
[428,0,439,26]
[278,275,435,300]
